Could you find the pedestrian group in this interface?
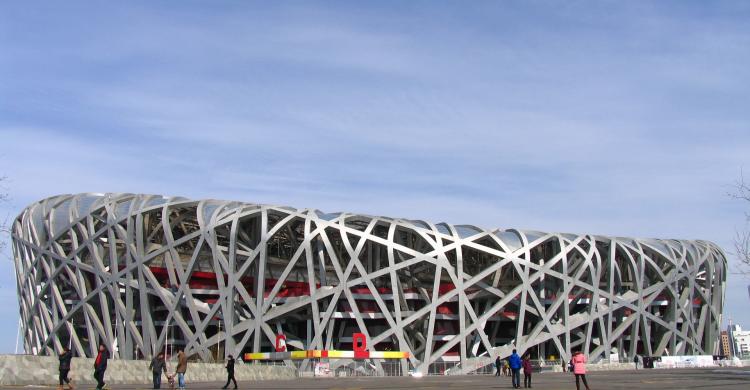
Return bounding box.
[495,349,534,388]
[59,345,601,389]
[58,346,237,390]
[495,349,594,389]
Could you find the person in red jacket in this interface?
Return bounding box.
[571,351,591,390]
[93,344,108,390]
[522,354,533,388]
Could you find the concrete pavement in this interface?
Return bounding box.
[3,367,749,390]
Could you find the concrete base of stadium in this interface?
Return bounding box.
[0,355,296,386]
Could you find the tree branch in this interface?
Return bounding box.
[730,170,750,275]
[734,229,750,273]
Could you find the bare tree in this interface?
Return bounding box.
[730,172,750,275]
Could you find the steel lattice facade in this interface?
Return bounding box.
[13,193,726,374]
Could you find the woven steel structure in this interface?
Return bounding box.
[13,193,726,374]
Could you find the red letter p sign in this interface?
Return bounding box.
[275,334,287,352]
[353,332,367,358]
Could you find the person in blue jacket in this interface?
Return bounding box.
[508,349,522,389]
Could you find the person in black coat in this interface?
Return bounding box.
[93,344,108,390]
[58,346,74,390]
[149,352,167,389]
[495,356,502,376]
[222,355,237,389]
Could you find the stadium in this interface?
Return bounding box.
[12,193,726,374]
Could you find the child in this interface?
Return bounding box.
[166,373,176,390]
[522,354,533,388]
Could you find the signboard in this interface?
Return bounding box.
[275,334,286,352]
[243,333,409,361]
[244,349,410,360]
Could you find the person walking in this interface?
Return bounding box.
[222,355,237,389]
[175,349,188,390]
[572,351,591,390]
[58,346,74,390]
[495,356,502,377]
[508,349,522,389]
[93,344,108,390]
[633,355,639,370]
[522,354,533,388]
[149,352,167,389]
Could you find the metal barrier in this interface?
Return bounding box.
[333,360,405,377]
[297,359,462,377]
[444,359,554,376]
[294,358,407,377]
[258,357,750,377]
[245,360,288,366]
[426,361,459,375]
[251,358,569,377]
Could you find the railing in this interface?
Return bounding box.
[331,360,405,377]
[294,358,407,377]
[444,359,551,376]
[295,359,475,377]
[426,361,460,375]
[244,360,288,366]
[253,356,750,377]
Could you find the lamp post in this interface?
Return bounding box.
[169,285,178,359]
[217,318,222,362]
[15,317,21,354]
[69,317,73,350]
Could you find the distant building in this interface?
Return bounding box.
[720,331,732,357]
[728,324,739,356]
[729,324,750,359]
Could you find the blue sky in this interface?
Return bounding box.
[1,1,749,353]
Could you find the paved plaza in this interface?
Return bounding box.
[3,368,750,390]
